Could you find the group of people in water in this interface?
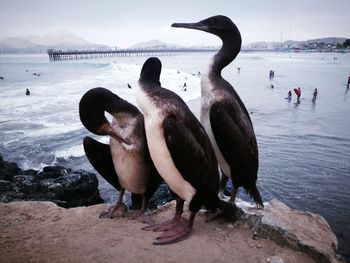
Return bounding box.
[285,87,318,102]
[267,70,320,103]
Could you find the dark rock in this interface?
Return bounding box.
[39,178,57,191]
[148,182,174,209]
[0,180,12,191]
[38,166,71,179]
[13,175,38,193]
[48,183,64,195]
[23,169,38,176]
[0,156,21,181]
[0,154,103,208]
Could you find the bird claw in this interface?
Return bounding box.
[99,202,128,218]
[128,210,155,226]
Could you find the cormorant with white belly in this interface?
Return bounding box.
[135,57,242,245]
[79,87,162,223]
[172,16,263,207]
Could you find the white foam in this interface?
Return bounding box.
[0,59,201,162]
[55,144,84,159]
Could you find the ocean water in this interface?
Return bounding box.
[0,52,349,258]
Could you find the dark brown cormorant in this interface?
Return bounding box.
[135,57,242,245]
[172,16,263,207]
[79,87,162,223]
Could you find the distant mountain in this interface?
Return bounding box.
[244,37,349,50]
[128,39,181,49]
[302,37,347,45]
[0,31,109,53]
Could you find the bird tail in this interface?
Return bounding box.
[247,184,264,208]
[217,199,243,221]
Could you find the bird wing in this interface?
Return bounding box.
[209,101,258,182]
[162,116,218,194]
[83,136,121,191]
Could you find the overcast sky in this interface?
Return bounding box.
[1,0,349,48]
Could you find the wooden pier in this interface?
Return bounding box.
[47,48,218,61]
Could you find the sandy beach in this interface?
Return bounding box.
[0,200,319,263]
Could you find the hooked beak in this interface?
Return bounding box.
[171,22,208,32]
[99,123,131,145]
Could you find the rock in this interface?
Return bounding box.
[237,198,341,263]
[0,155,21,181]
[148,182,173,208]
[38,166,71,179]
[0,155,103,208]
[0,180,12,191]
[0,201,323,263]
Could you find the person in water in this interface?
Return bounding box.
[182,82,187,91]
[297,87,301,101]
[347,76,350,88]
[312,88,318,101]
[26,88,30,96]
[287,90,292,100]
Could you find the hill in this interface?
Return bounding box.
[0,31,109,53]
[128,39,180,49]
[243,37,348,50]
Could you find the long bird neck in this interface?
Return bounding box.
[210,33,241,78]
[104,94,137,117]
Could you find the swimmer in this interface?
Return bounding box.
[182,82,187,91]
[312,88,318,101]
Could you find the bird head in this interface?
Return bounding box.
[172,15,241,41]
[139,57,161,85]
[79,87,131,145]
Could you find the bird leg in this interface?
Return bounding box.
[142,199,194,245]
[229,185,238,204]
[128,195,155,226]
[100,189,128,218]
[142,198,184,232]
[153,212,195,245]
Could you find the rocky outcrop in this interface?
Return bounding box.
[237,199,342,263]
[0,200,344,263]
[0,154,344,262]
[0,155,103,208]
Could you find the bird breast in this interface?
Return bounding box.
[109,116,148,194]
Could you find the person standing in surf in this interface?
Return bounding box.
[294,87,301,102]
[312,88,318,101]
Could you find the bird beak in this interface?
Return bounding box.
[98,123,131,145]
[110,131,131,145]
[171,22,208,32]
